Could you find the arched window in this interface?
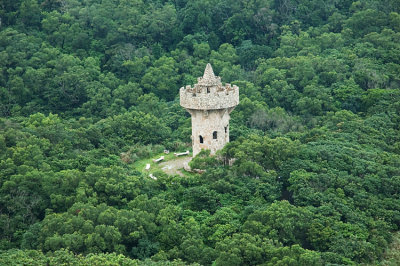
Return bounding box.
[199,135,204,143]
[213,131,217,139]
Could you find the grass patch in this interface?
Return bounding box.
[132,152,194,177]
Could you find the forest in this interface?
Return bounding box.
[1,0,400,265]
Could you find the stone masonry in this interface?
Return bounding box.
[180,63,239,157]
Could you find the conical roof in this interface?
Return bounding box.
[197,63,221,86]
[203,63,215,79]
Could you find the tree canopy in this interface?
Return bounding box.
[1,0,400,265]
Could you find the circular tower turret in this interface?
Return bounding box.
[180,64,239,157]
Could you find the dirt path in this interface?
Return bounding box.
[158,156,192,176]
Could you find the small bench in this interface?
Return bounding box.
[174,150,190,157]
[152,156,164,163]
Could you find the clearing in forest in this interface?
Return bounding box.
[132,152,193,177]
[158,156,192,176]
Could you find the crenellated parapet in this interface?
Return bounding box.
[180,83,239,110]
[180,63,239,110]
[180,63,239,157]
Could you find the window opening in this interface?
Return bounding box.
[199,135,204,143]
[207,87,210,93]
[213,131,217,139]
[224,126,227,133]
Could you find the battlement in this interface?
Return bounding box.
[180,63,239,157]
[180,84,239,110]
[180,63,239,110]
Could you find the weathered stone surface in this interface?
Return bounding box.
[180,64,239,157]
[180,85,239,110]
[197,63,221,86]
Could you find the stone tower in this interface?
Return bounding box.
[180,63,239,157]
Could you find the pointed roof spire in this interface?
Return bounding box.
[203,63,215,79]
[197,63,221,86]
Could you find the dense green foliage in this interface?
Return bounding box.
[1,0,400,265]
[0,249,195,265]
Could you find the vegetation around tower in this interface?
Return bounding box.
[1,0,400,265]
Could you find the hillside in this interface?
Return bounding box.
[1,0,400,265]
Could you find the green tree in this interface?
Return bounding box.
[141,56,180,101]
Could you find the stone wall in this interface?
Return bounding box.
[180,63,239,157]
[189,108,232,156]
[180,84,239,110]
